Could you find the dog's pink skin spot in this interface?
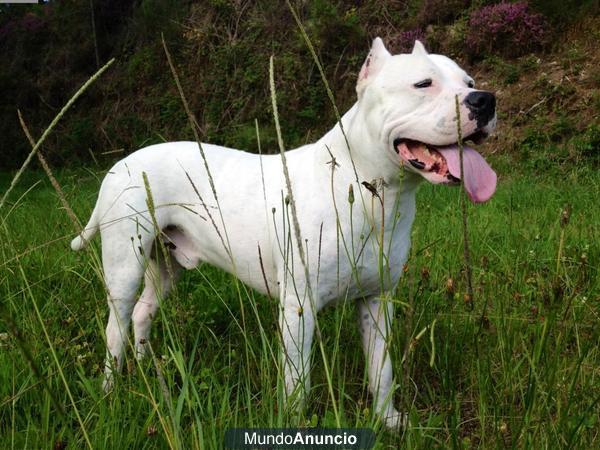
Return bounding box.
[164,227,201,269]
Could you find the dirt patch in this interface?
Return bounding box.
[467,17,600,161]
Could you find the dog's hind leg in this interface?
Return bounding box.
[132,252,181,359]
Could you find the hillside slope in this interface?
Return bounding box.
[0,1,597,171]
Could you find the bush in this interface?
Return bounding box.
[465,2,548,59]
[530,0,599,27]
[415,0,471,27]
[572,124,600,166]
[392,28,426,53]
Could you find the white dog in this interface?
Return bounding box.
[71,39,497,428]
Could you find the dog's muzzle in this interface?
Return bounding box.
[464,91,496,129]
[393,132,498,204]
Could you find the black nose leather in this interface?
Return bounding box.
[464,91,496,127]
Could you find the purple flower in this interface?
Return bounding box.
[466,2,548,58]
[396,28,426,53]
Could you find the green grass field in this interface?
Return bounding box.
[0,164,598,449]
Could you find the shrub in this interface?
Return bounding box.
[392,28,426,53]
[572,124,600,166]
[415,0,471,27]
[530,0,599,26]
[465,2,548,59]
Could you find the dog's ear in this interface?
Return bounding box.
[411,40,428,56]
[357,37,391,97]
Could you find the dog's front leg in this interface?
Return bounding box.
[279,299,314,411]
[358,297,406,430]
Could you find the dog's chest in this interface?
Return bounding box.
[312,185,417,308]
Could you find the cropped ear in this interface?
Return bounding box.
[356,37,391,97]
[411,40,428,56]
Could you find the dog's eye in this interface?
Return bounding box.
[467,80,475,88]
[414,78,432,89]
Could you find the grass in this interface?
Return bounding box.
[0,163,598,449]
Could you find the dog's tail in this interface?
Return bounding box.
[70,203,100,251]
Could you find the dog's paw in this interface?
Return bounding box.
[102,374,114,393]
[135,341,149,360]
[381,407,408,431]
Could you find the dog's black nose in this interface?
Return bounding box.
[464,91,496,127]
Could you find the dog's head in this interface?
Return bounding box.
[356,38,497,203]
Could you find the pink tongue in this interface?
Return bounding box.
[437,145,497,203]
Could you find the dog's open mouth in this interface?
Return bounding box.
[393,133,497,203]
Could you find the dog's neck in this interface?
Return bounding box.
[316,103,422,196]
